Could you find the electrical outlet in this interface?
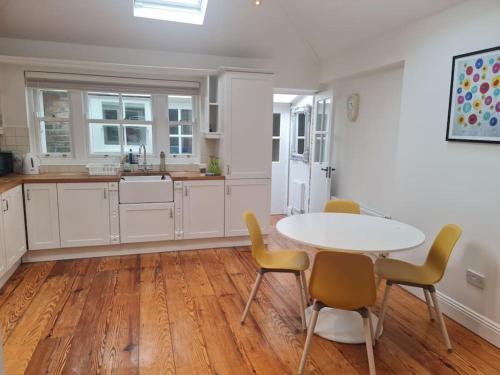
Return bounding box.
[466,269,485,289]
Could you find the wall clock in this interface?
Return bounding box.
[346,93,360,122]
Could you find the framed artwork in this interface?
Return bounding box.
[446,46,500,143]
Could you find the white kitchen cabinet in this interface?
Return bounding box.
[2,185,27,266]
[225,179,271,237]
[24,183,61,250]
[57,183,110,248]
[221,71,273,179]
[182,180,224,239]
[120,203,175,243]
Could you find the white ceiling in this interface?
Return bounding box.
[0,0,464,63]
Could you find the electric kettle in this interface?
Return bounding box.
[22,153,41,175]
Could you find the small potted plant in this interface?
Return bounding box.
[207,156,221,176]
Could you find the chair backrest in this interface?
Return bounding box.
[424,224,462,283]
[324,199,361,214]
[243,211,267,262]
[309,251,376,310]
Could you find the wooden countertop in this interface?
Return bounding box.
[0,172,225,194]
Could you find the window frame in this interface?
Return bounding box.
[85,92,155,157]
[32,88,75,159]
[167,95,198,158]
[291,105,311,163]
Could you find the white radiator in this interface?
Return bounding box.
[291,180,306,214]
[330,196,391,219]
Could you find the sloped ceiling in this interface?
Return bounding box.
[0,0,464,64]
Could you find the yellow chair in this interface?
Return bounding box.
[324,199,361,214]
[241,211,310,330]
[298,251,377,375]
[374,224,462,352]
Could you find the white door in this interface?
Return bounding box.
[225,179,271,237]
[309,92,334,212]
[58,183,111,248]
[120,203,175,243]
[223,72,273,179]
[183,180,224,239]
[2,186,27,266]
[24,183,61,250]
[271,104,290,214]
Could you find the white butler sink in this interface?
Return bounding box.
[119,175,173,203]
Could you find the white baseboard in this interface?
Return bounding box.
[402,286,500,348]
[22,236,253,263]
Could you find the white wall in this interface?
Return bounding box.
[323,0,500,345]
[331,65,404,216]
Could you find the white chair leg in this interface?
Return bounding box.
[368,308,375,347]
[363,315,376,375]
[296,274,307,330]
[240,271,263,324]
[298,304,320,375]
[300,271,310,306]
[423,289,435,321]
[430,289,453,352]
[375,282,391,340]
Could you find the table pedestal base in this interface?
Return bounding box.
[305,306,382,344]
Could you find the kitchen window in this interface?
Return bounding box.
[167,95,196,156]
[33,89,73,157]
[87,92,154,156]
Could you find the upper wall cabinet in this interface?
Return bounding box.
[220,71,274,179]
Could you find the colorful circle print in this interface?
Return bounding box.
[493,76,500,88]
[465,92,473,101]
[466,66,474,75]
[485,96,493,105]
[480,82,490,94]
[496,102,500,112]
[490,117,498,126]
[473,99,482,110]
[468,114,477,125]
[483,112,491,121]
[495,88,500,97]
[493,63,500,74]
[473,73,480,82]
[475,58,483,69]
[457,95,465,104]
[463,102,472,113]
[457,115,465,125]
[457,87,462,94]
[471,86,478,93]
[463,78,471,90]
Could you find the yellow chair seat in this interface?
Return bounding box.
[375,258,441,286]
[257,249,310,271]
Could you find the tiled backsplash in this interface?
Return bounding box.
[0,127,30,154]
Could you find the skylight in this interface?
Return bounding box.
[134,0,208,25]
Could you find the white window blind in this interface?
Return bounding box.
[25,71,201,96]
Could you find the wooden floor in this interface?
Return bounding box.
[0,217,499,374]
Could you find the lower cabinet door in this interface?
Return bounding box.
[182,180,224,239]
[120,203,175,243]
[58,183,111,248]
[2,185,27,267]
[225,179,271,237]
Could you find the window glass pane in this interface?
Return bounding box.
[314,135,326,163]
[123,94,152,121]
[168,96,193,122]
[125,124,153,152]
[181,137,192,154]
[316,101,324,131]
[297,139,305,155]
[89,123,121,154]
[181,125,192,135]
[272,139,280,162]
[298,113,305,137]
[41,90,70,119]
[88,93,120,120]
[168,109,178,122]
[170,137,179,154]
[40,121,72,153]
[169,125,179,135]
[324,99,331,132]
[273,113,280,137]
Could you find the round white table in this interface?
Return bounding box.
[276,212,425,344]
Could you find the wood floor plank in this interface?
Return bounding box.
[160,252,214,375]
[0,264,31,308]
[139,264,175,375]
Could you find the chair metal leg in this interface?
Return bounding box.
[375,282,391,341]
[363,315,376,375]
[240,271,263,324]
[430,289,453,352]
[300,271,310,306]
[423,289,435,321]
[298,302,320,375]
[296,274,307,330]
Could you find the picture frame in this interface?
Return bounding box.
[446,46,500,144]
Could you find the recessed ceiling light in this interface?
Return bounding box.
[255,0,262,5]
[134,0,209,25]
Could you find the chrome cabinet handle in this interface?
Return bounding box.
[226,185,230,195]
[170,208,173,219]
[26,189,31,201]
[2,199,8,212]
[103,189,107,199]
[226,165,230,175]
[184,186,188,196]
